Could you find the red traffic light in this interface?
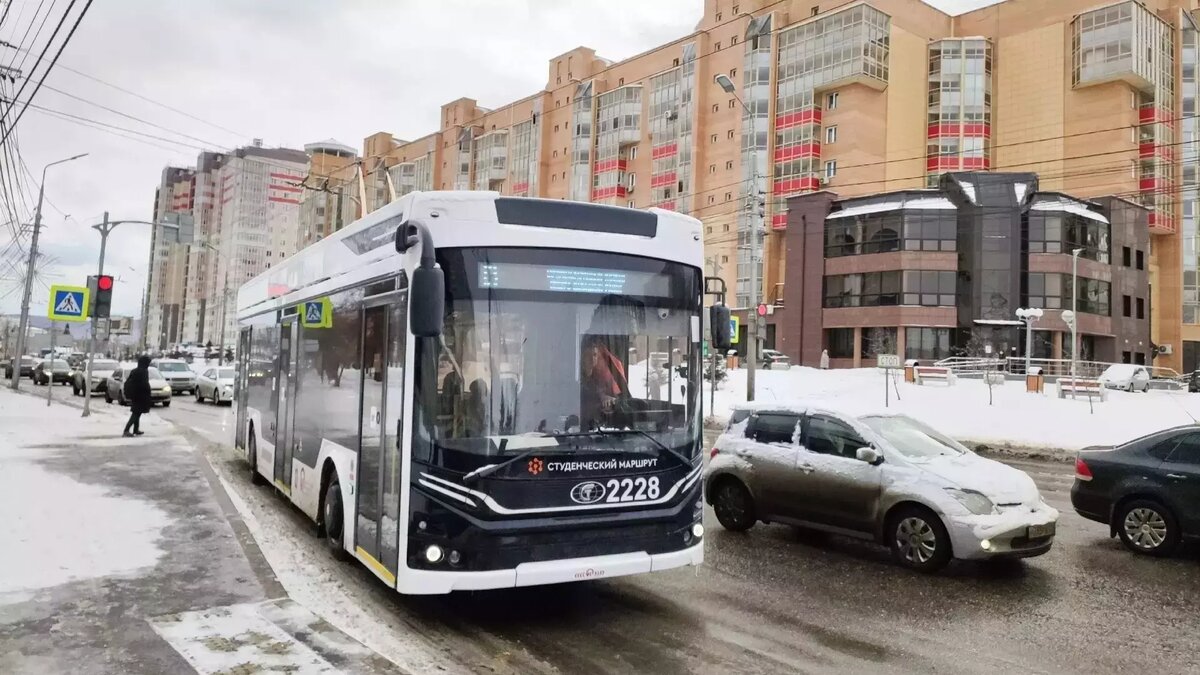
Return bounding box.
[96,275,114,291]
[756,303,768,317]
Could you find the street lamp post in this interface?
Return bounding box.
[1015,307,1043,375]
[715,73,763,402]
[9,153,88,391]
[81,215,180,417]
[1070,247,1084,379]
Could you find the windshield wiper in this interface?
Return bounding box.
[553,429,694,468]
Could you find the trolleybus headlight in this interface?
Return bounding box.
[424,544,445,564]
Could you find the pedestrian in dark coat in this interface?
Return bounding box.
[123,355,153,437]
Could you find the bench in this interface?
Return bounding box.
[1056,377,1107,401]
[914,366,956,386]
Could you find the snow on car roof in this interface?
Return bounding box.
[729,398,906,420]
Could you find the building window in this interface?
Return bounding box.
[1123,294,1132,317]
[1027,273,1110,315]
[729,99,737,109]
[716,12,722,20]
[823,271,901,308]
[733,4,739,13]
[723,224,730,232]
[722,255,729,263]
[727,129,735,139]
[630,146,638,159]
[553,150,558,158]
[1136,249,1145,269]
[901,270,957,306]
[618,77,624,86]
[725,160,734,170]
[861,327,898,359]
[1027,212,1110,263]
[825,210,955,257]
[824,160,837,179]
[825,126,837,144]
[1123,246,1132,266]
[715,41,722,51]
[711,133,718,143]
[905,327,952,362]
[712,103,719,113]
[731,35,738,46]
[1137,297,1145,319]
[811,6,820,17]
[826,328,854,358]
[827,92,839,109]
[708,195,715,204]
[725,192,732,201]
[628,173,636,188]
[706,226,712,234]
[710,164,717,173]
[629,201,636,208]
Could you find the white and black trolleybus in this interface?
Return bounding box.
[234,191,731,594]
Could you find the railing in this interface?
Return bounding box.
[931,356,1181,381]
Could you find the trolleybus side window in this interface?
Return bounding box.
[292,286,365,463]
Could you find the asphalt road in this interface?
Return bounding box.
[160,399,1200,675]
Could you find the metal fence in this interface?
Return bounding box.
[931,356,1181,381]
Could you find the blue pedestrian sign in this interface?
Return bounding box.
[48,284,90,323]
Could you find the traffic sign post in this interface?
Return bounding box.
[876,353,903,407]
[48,285,90,323]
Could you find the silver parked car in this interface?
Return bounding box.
[195,366,235,405]
[105,365,173,407]
[150,358,196,395]
[705,402,1059,572]
[71,359,120,396]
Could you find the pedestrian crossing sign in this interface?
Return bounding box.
[300,297,332,328]
[48,285,90,322]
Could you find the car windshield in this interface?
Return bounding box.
[147,367,164,380]
[413,247,703,473]
[859,415,966,459]
[91,360,118,370]
[216,368,235,379]
[156,362,189,372]
[45,359,68,369]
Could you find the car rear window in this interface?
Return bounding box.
[156,362,189,372]
[728,408,753,428]
[750,413,801,445]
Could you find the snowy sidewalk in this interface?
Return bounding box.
[0,388,402,674]
[705,367,1200,454]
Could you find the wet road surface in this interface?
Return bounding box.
[162,400,1200,674]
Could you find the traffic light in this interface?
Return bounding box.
[93,274,114,318]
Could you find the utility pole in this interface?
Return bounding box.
[46,320,55,406]
[11,154,88,390]
[10,198,43,391]
[82,212,111,417]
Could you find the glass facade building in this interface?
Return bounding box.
[926,38,992,185]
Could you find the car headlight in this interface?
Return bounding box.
[946,489,996,515]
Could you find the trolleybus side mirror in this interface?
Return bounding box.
[710,305,732,352]
[397,219,445,337]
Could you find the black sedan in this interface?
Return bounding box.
[1071,427,1200,557]
[4,355,36,379]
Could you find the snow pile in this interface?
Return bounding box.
[0,389,173,598]
[705,367,1200,452]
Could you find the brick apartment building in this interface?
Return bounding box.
[778,172,1152,368]
[144,0,1200,371]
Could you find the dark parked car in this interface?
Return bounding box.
[32,358,72,385]
[1071,427,1200,557]
[4,355,36,379]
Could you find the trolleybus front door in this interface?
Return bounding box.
[355,294,407,583]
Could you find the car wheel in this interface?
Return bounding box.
[321,474,349,560]
[161,401,171,408]
[196,388,204,403]
[888,506,953,573]
[104,391,112,404]
[1116,499,1180,557]
[712,478,756,532]
[247,429,266,486]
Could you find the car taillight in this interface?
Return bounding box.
[1075,457,1093,481]
[710,447,719,460]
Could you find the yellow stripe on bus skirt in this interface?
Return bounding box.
[356,547,396,586]
[274,479,291,497]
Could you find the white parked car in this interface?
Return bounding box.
[195,366,235,405]
[1099,364,1151,392]
[151,358,197,395]
[706,402,1059,572]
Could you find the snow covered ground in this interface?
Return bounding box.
[0,390,174,602]
[705,366,1200,452]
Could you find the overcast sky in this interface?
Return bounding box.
[2,0,1001,317]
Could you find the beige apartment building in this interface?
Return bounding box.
[326,0,1200,372]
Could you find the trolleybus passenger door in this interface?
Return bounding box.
[355,293,407,582]
[274,317,299,491]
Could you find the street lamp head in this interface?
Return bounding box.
[714,74,736,94]
[1072,248,1084,257]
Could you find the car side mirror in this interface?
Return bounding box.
[856,447,883,465]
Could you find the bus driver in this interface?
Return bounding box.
[580,336,628,429]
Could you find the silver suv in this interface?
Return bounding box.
[705,403,1058,572]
